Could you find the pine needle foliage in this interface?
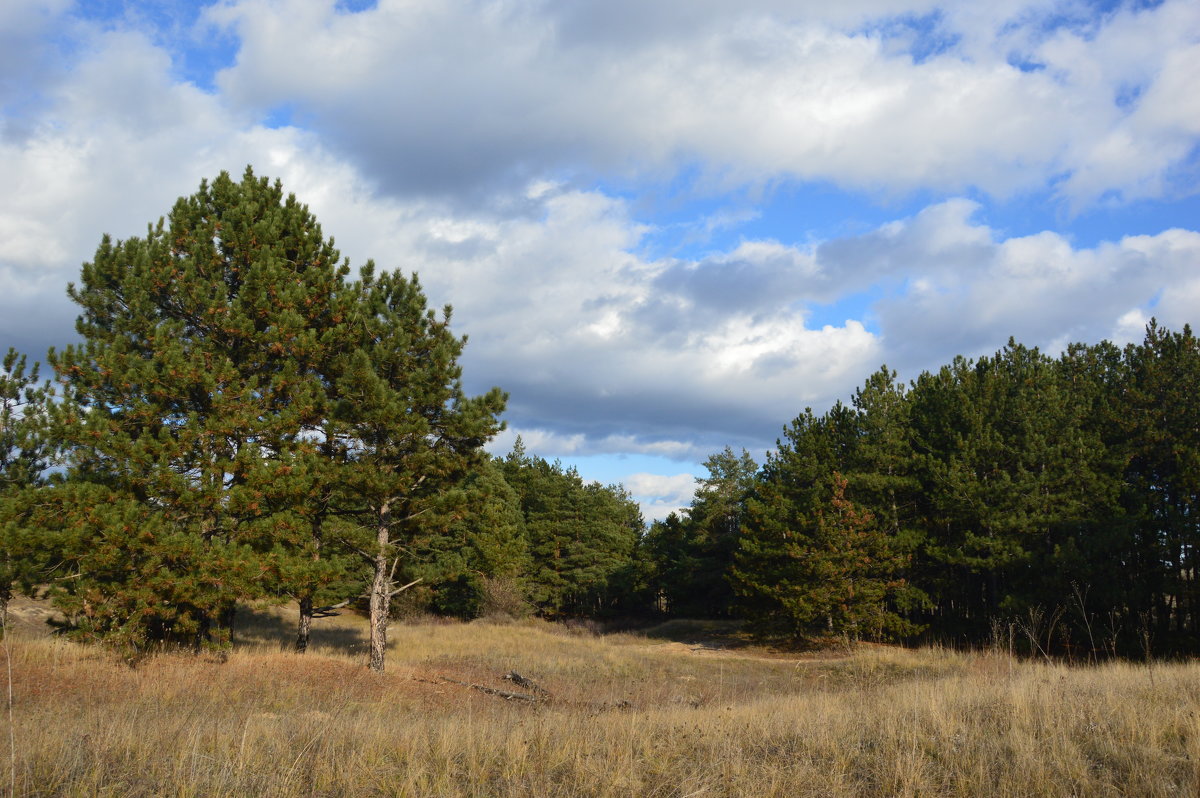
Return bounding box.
[0,349,56,636]
[43,168,505,664]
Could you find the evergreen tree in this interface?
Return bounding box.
[906,342,1125,646]
[0,349,55,635]
[1047,339,1132,655]
[642,511,699,616]
[500,442,642,616]
[409,458,530,619]
[849,368,920,547]
[644,447,757,618]
[1121,321,1200,650]
[735,386,923,642]
[734,406,847,637]
[47,169,380,655]
[330,267,505,671]
[685,447,757,617]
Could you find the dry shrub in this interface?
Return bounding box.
[476,576,532,621]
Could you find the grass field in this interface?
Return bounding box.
[2,598,1198,797]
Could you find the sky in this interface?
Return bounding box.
[2,0,1199,521]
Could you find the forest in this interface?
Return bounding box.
[2,168,1198,664]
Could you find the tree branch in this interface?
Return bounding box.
[312,599,354,617]
[387,577,422,598]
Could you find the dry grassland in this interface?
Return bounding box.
[2,601,1198,797]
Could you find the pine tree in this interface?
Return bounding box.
[646,447,757,618]
[500,443,642,616]
[1121,321,1200,650]
[0,349,55,636]
[408,458,530,619]
[330,267,505,671]
[47,168,356,653]
[734,407,843,637]
[907,342,1124,645]
[643,511,700,615]
[1048,339,1131,655]
[686,447,757,616]
[735,385,930,642]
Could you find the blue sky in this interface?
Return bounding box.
[2,0,1199,520]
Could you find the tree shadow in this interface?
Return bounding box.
[233,603,370,655]
[635,618,750,649]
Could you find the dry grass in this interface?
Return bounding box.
[3,599,1198,797]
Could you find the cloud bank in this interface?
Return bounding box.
[2,0,1198,517]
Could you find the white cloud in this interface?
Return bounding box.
[869,214,1200,369]
[623,472,699,522]
[204,0,1200,205]
[0,17,338,354]
[3,0,1200,532]
[487,427,711,463]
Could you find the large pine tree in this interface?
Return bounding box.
[44,168,506,665]
[48,169,350,653]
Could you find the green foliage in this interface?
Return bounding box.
[1119,322,1200,650]
[320,266,506,669]
[7,163,1200,662]
[500,441,642,616]
[734,402,917,641]
[643,447,756,618]
[0,347,57,635]
[1,349,53,493]
[905,341,1127,641]
[46,168,356,652]
[409,458,531,619]
[724,325,1200,655]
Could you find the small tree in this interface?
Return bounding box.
[737,471,914,642]
[0,349,55,635]
[331,267,506,671]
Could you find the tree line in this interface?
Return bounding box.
[2,168,1197,664]
[648,326,1200,658]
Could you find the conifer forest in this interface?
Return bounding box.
[3,169,1199,665]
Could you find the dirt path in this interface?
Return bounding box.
[3,596,61,637]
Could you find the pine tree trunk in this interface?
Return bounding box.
[295,522,323,654]
[368,502,392,672]
[296,595,313,654]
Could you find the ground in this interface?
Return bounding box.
[1,596,1196,796]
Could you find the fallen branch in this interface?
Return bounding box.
[503,671,548,695]
[438,676,543,702]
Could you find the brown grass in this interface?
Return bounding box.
[2,599,1198,797]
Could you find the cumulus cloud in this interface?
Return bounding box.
[204,0,1200,205]
[271,166,1200,456]
[623,472,700,522]
[869,214,1200,369]
[0,17,323,354]
[3,0,1200,508]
